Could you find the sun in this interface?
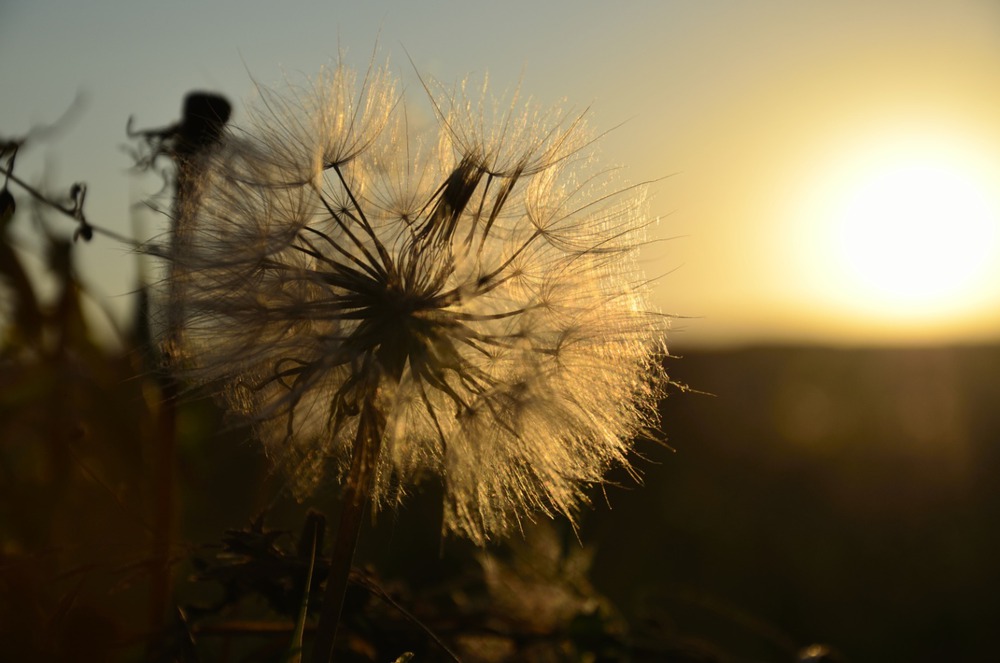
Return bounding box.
[832,160,997,307]
[794,132,1000,326]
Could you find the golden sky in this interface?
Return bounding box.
[3,1,1000,347]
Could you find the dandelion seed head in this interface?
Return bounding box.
[159,60,667,543]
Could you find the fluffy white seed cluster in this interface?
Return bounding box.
[161,61,666,543]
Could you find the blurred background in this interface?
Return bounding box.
[3,2,1000,661]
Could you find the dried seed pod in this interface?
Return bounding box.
[176,92,232,155]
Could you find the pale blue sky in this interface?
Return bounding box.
[5,1,1000,346]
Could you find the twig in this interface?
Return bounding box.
[0,162,139,246]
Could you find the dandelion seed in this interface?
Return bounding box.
[159,59,667,545]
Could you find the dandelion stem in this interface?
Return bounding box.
[311,393,384,663]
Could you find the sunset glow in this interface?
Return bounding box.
[5,2,1000,346]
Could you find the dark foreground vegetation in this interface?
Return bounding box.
[2,217,996,661]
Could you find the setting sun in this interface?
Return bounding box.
[789,129,1000,338]
[832,160,998,309]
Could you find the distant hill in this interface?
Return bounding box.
[586,344,1000,663]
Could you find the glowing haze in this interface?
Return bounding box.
[3,0,1000,347]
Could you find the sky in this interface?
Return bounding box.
[4,0,1000,348]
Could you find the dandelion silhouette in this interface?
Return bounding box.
[156,60,666,658]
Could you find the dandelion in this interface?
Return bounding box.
[156,58,666,658]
